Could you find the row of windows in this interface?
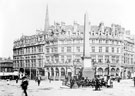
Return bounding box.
[91,46,120,53]
[0,68,13,72]
[14,46,43,55]
[46,46,121,53]
[124,57,133,64]
[59,39,83,44]
[0,64,13,67]
[14,59,43,68]
[14,54,43,60]
[14,35,46,47]
[46,46,81,53]
[90,29,120,37]
[46,55,81,64]
[124,46,133,51]
[90,39,122,45]
[91,55,120,63]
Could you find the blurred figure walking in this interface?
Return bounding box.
[37,76,41,86]
[7,79,10,85]
[21,76,29,96]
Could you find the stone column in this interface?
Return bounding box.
[49,68,51,78]
[82,13,93,79]
[44,68,48,79]
[53,68,56,81]
[72,67,74,77]
[102,68,105,77]
[96,55,98,63]
[125,69,128,79]
[59,67,61,81]
[103,55,105,64]
[119,67,122,77]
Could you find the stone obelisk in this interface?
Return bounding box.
[82,12,94,79]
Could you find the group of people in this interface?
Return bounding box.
[64,75,114,90]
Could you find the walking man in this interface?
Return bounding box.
[21,76,29,96]
[37,76,41,86]
[95,77,100,90]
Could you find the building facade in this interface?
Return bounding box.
[0,57,14,79]
[13,34,46,79]
[13,6,135,80]
[13,22,135,80]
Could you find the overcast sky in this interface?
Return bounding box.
[0,0,135,58]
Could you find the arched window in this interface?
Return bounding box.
[104,68,108,76]
[111,68,115,76]
[61,68,65,76]
[56,68,59,76]
[98,68,103,76]
[76,68,80,75]
[116,68,120,76]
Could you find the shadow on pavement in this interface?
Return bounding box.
[38,87,54,90]
[93,89,102,91]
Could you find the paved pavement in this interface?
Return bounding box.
[0,79,135,96]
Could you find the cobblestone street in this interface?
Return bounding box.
[0,79,135,96]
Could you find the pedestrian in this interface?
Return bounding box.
[65,75,68,85]
[70,77,75,89]
[7,79,10,85]
[117,76,121,83]
[95,77,100,90]
[107,76,113,88]
[49,77,52,83]
[20,76,29,96]
[16,77,19,83]
[37,76,41,86]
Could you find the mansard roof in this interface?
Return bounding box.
[14,22,135,48]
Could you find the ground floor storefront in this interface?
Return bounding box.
[16,64,134,80]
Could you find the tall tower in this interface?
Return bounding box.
[83,12,90,58]
[82,12,94,79]
[44,4,49,33]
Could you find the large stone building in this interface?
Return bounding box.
[13,6,135,80]
[13,33,46,79]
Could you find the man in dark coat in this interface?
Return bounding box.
[37,76,41,86]
[70,77,75,89]
[21,76,29,96]
[95,77,100,90]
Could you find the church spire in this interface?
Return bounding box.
[44,4,49,33]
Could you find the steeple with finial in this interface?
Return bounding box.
[44,4,49,33]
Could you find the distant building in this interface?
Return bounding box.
[13,6,135,80]
[0,57,14,79]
